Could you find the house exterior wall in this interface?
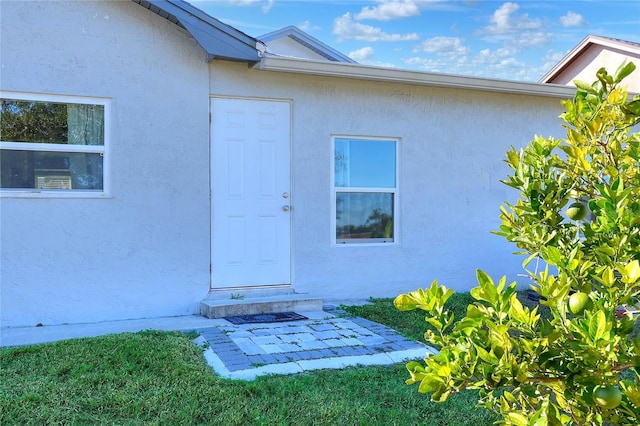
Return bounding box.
[0,1,574,328]
[210,61,568,300]
[1,0,211,327]
[548,45,640,93]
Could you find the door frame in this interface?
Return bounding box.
[209,96,293,291]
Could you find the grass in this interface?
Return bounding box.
[0,295,499,425]
[341,292,478,342]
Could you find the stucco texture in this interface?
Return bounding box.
[210,61,567,300]
[1,0,211,326]
[1,0,572,327]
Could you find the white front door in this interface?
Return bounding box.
[210,98,291,288]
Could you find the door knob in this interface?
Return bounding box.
[282,205,290,212]
[282,192,289,198]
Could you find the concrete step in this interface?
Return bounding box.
[199,294,324,319]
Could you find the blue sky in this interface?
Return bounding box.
[192,0,640,82]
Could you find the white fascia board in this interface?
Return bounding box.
[255,57,577,99]
[584,35,640,55]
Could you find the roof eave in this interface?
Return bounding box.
[256,57,577,98]
[133,0,260,63]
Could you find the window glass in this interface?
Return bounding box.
[335,138,395,188]
[0,95,107,194]
[0,150,103,190]
[1,100,104,145]
[333,137,398,244]
[336,192,393,241]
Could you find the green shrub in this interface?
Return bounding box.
[395,63,640,425]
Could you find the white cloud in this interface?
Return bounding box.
[542,50,566,63]
[403,54,468,75]
[474,3,551,49]
[514,31,553,48]
[539,50,568,75]
[560,11,586,27]
[333,13,419,42]
[355,0,420,21]
[477,46,517,59]
[261,0,274,13]
[404,56,447,73]
[414,36,470,56]
[483,2,541,34]
[479,30,552,48]
[349,46,375,61]
[298,20,321,32]
[474,50,519,67]
[298,20,311,31]
[498,46,519,56]
[405,44,547,82]
[362,59,399,68]
[470,48,546,81]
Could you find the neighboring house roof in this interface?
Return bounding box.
[539,35,640,88]
[131,0,260,62]
[259,26,357,64]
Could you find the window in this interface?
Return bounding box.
[0,93,108,196]
[333,136,398,244]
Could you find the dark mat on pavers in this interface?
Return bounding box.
[223,312,308,325]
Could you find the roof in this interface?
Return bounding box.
[131,0,260,63]
[132,0,577,99]
[539,35,640,84]
[259,26,357,64]
[256,56,577,99]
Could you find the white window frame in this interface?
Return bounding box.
[0,91,110,198]
[331,135,400,246]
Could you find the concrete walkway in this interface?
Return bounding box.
[1,310,436,381]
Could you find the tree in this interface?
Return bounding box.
[0,99,68,143]
[394,63,640,425]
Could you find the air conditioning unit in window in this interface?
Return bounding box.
[35,169,72,189]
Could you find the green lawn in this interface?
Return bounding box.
[341,292,479,342]
[0,295,499,425]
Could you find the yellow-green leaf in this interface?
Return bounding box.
[394,293,419,311]
[504,412,529,426]
[614,60,636,84]
[622,260,640,283]
[625,385,640,408]
[589,310,609,341]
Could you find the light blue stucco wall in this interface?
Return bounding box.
[209,61,568,301]
[0,0,211,327]
[0,0,571,327]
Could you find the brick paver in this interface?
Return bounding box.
[194,313,432,380]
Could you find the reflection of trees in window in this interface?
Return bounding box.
[0,100,104,146]
[0,100,68,143]
[365,208,393,238]
[0,97,106,191]
[336,191,394,240]
[337,208,393,239]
